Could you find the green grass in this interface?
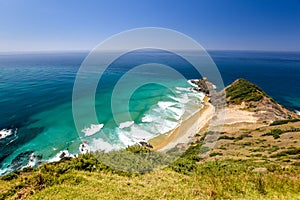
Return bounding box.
[225,78,267,104]
[209,152,223,157]
[262,128,300,139]
[234,133,252,141]
[262,129,285,139]
[218,135,235,140]
[270,148,300,158]
[270,119,300,126]
[1,142,300,199]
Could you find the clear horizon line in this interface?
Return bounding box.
[0,49,300,54]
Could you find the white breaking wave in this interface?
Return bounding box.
[295,110,300,115]
[167,107,184,120]
[187,80,199,88]
[119,121,134,129]
[0,169,7,176]
[118,131,136,147]
[0,129,13,140]
[26,153,36,168]
[158,101,177,109]
[81,124,104,136]
[79,143,91,154]
[175,87,191,92]
[78,82,206,154]
[0,129,17,140]
[128,125,154,140]
[169,93,189,104]
[49,150,76,162]
[91,138,115,152]
[154,120,178,134]
[141,115,154,123]
[118,124,155,147]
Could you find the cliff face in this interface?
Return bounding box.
[225,78,299,122]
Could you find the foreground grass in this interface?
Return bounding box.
[28,162,300,200]
[1,144,300,199]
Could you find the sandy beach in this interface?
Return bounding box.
[149,96,214,151]
[149,96,261,152]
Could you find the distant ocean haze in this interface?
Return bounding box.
[0,50,299,175]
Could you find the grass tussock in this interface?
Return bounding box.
[270,119,300,126]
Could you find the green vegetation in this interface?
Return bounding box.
[0,141,299,199]
[262,129,285,139]
[234,133,252,141]
[209,152,223,157]
[218,135,235,140]
[270,148,300,158]
[262,128,300,139]
[226,78,267,104]
[270,119,300,126]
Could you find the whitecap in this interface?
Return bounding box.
[295,110,300,115]
[119,121,134,129]
[81,124,104,136]
[26,153,36,168]
[155,120,178,134]
[141,115,154,123]
[49,150,76,162]
[175,87,191,92]
[91,138,115,152]
[158,101,177,109]
[167,107,184,120]
[169,93,189,104]
[0,168,8,176]
[79,143,91,154]
[187,80,199,88]
[118,131,136,147]
[130,125,155,140]
[0,128,13,140]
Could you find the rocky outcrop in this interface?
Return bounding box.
[191,78,226,109]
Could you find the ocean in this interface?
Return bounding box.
[0,50,300,174]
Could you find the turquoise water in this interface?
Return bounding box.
[0,50,206,174]
[0,50,300,174]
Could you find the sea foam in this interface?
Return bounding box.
[81,124,104,136]
[49,150,76,162]
[187,80,199,88]
[91,138,115,152]
[0,128,15,140]
[26,153,36,168]
[119,121,134,129]
[158,101,177,109]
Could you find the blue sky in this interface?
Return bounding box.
[0,0,299,51]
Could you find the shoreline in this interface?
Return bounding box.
[149,96,214,151]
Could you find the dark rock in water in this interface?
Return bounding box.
[191,77,226,109]
[0,127,44,169]
[59,151,66,159]
[36,155,43,165]
[11,151,34,171]
[191,78,212,95]
[139,141,153,149]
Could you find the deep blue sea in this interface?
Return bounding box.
[0,50,299,174]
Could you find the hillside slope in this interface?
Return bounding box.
[225,78,299,122]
